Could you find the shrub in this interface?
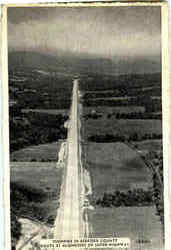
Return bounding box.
[94,189,154,207]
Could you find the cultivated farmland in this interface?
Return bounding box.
[10,142,63,162]
[83,142,152,198]
[84,117,162,141]
[88,207,163,250]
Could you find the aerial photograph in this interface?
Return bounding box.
[8,5,164,250]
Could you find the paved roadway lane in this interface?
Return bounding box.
[54,79,83,239]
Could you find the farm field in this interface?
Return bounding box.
[11,162,63,224]
[89,207,163,250]
[84,117,162,140]
[88,96,132,101]
[22,108,68,115]
[83,106,145,115]
[133,139,162,152]
[11,162,62,197]
[83,142,151,198]
[84,85,160,94]
[10,142,63,162]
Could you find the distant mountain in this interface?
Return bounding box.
[8,51,114,76]
[8,51,161,76]
[9,51,57,71]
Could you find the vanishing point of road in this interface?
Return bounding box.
[54,78,88,239]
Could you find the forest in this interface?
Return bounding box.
[10,107,68,152]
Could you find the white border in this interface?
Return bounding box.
[1,5,11,250]
[162,3,171,250]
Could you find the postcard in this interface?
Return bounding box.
[1,2,170,250]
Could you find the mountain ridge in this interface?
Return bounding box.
[8,51,161,76]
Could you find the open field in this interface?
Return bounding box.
[11,162,62,197]
[84,118,162,140]
[83,106,145,115]
[88,96,132,101]
[10,142,62,162]
[83,142,151,198]
[22,109,68,115]
[133,139,162,152]
[11,162,63,224]
[84,85,161,94]
[89,206,163,250]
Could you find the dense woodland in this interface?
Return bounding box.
[88,133,162,143]
[83,97,161,113]
[9,107,68,153]
[80,73,161,91]
[94,189,154,207]
[11,182,58,248]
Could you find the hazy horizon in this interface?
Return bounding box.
[7,6,161,74]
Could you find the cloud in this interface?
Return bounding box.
[7,6,161,62]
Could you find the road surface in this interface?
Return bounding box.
[54,79,86,239]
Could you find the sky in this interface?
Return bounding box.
[7,6,161,73]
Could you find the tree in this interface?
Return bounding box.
[11,211,22,249]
